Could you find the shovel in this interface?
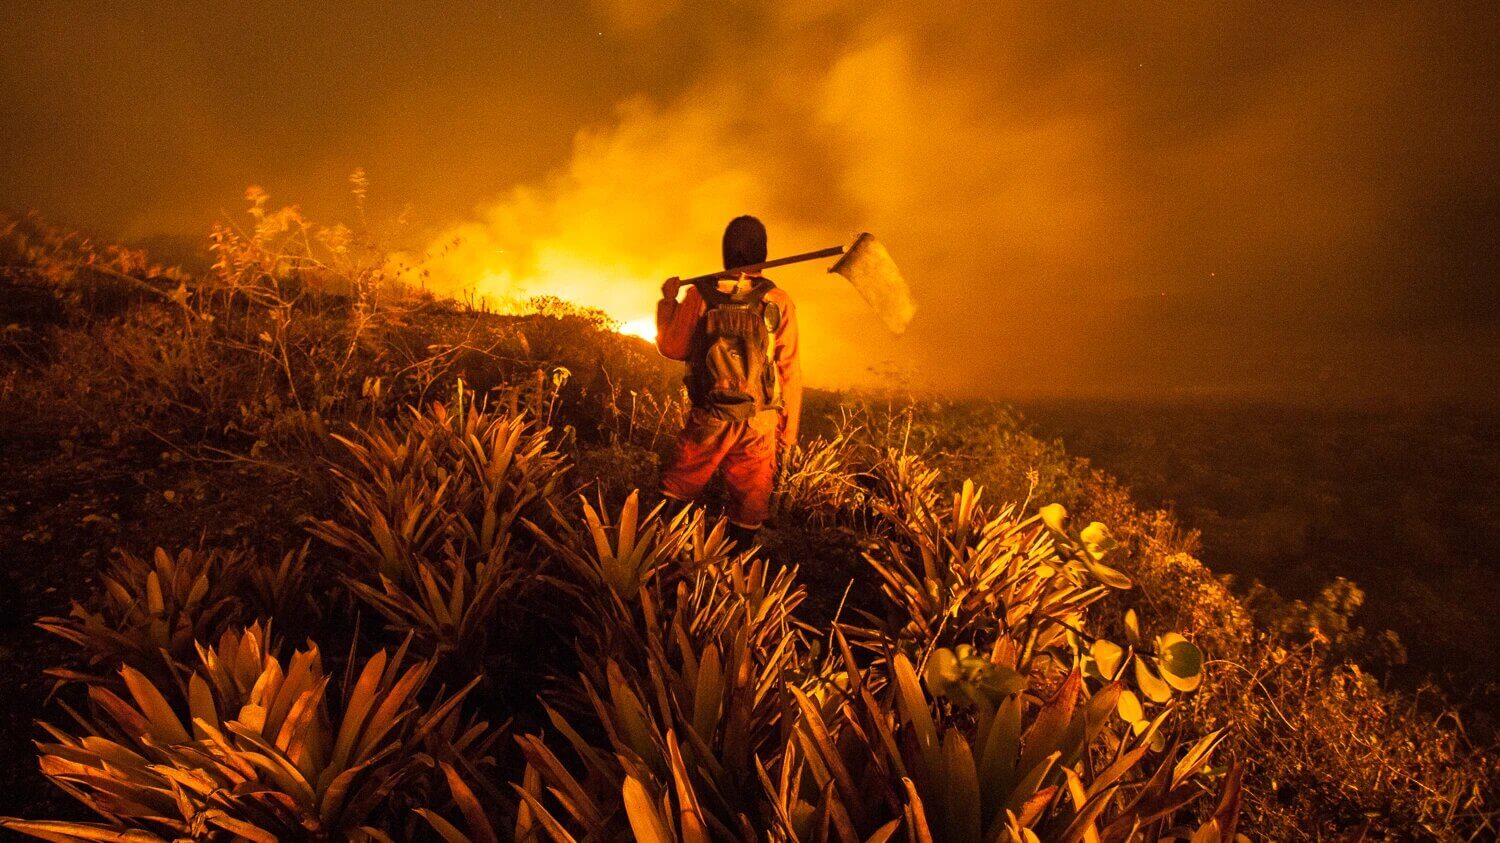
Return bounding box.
[681,232,917,335]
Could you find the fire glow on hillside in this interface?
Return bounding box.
[617,315,657,341]
[404,159,893,386]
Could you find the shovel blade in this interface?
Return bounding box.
[829,233,916,335]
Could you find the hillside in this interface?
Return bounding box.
[0,208,1495,840]
[1016,399,1500,703]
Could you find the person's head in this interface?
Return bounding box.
[722,215,767,271]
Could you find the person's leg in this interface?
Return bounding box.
[719,411,778,550]
[660,408,732,509]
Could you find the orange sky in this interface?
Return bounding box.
[2,2,1496,404]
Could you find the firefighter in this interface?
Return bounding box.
[655,215,802,549]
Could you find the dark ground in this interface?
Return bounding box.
[1017,398,1500,706]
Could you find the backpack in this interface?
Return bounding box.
[686,276,783,420]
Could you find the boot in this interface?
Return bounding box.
[727,523,760,553]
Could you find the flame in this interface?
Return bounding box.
[617,315,656,341]
[406,92,903,390]
[398,106,727,351]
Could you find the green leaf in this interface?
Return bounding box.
[1158,635,1204,692]
[622,776,673,843]
[1020,670,1079,774]
[1090,640,1124,680]
[1079,522,1116,559]
[440,761,497,843]
[1190,819,1222,843]
[1173,729,1227,790]
[1134,658,1173,703]
[894,654,941,777]
[941,731,982,843]
[120,666,189,745]
[188,673,218,740]
[0,819,168,840]
[664,733,709,843]
[415,809,471,843]
[1077,681,1123,749]
[607,663,660,767]
[1039,504,1067,533]
[973,665,1026,704]
[925,648,961,697]
[691,645,724,743]
[977,692,1022,812]
[1079,556,1133,590]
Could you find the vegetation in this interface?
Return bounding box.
[1015,399,1500,699]
[0,190,1494,840]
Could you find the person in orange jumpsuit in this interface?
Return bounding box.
[656,216,803,547]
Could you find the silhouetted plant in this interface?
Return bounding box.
[38,546,251,686]
[309,400,565,662]
[3,623,490,841]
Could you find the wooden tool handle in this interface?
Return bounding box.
[682,245,845,285]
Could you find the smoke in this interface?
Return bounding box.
[411,17,903,388]
[4,1,1496,403]
[414,3,1126,390]
[407,1,1496,401]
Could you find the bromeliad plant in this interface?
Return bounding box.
[524,489,736,652]
[38,546,251,686]
[310,400,566,659]
[2,622,490,842]
[766,640,1239,842]
[771,431,871,529]
[862,471,1125,665]
[860,461,1209,710]
[240,542,323,630]
[507,554,811,841]
[528,490,692,599]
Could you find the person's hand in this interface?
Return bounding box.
[662,276,682,301]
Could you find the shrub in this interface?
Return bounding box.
[3,623,490,841]
[495,429,1229,841]
[772,645,1239,842]
[308,400,565,663]
[514,554,808,839]
[39,546,253,686]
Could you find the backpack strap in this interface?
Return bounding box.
[698,275,776,310]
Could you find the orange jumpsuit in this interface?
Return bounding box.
[656,279,802,528]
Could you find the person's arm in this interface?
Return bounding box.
[656,279,703,361]
[771,290,802,450]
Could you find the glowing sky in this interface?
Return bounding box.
[2,2,1496,403]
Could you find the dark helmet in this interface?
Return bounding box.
[722,215,767,271]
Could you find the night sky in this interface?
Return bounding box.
[3,2,1496,404]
